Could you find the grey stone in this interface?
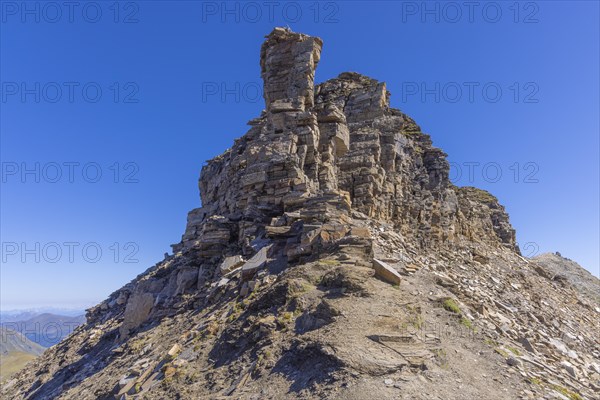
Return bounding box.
[240,283,249,297]
[217,278,229,288]
[549,338,579,360]
[219,255,245,275]
[175,267,198,295]
[116,291,128,305]
[241,245,272,280]
[518,337,536,353]
[560,361,578,378]
[119,292,154,338]
[506,357,521,367]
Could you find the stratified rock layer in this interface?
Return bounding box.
[177,27,517,279]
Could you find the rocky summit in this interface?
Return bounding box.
[3,28,598,400]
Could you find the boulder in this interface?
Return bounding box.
[175,267,198,295]
[372,259,402,285]
[119,292,154,338]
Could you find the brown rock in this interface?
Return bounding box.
[372,259,402,285]
[350,226,371,238]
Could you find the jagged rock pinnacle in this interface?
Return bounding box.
[260,27,323,112]
[174,28,517,271]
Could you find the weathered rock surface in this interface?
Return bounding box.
[119,292,154,339]
[372,259,402,285]
[2,28,597,400]
[174,28,518,284]
[219,255,245,275]
[533,252,600,303]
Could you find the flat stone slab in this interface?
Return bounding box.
[241,245,272,280]
[219,255,245,275]
[372,259,402,286]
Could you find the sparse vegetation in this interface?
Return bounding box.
[184,371,200,384]
[461,187,497,204]
[460,317,474,330]
[442,298,461,314]
[129,338,146,354]
[432,348,448,368]
[432,348,446,357]
[160,364,185,388]
[411,314,424,329]
[318,259,340,267]
[0,352,38,381]
[301,281,316,292]
[401,130,420,137]
[313,275,325,286]
[506,346,521,356]
[233,301,246,312]
[288,280,316,298]
[528,377,543,385]
[405,304,424,329]
[552,384,583,400]
[204,320,219,337]
[228,301,246,323]
[162,363,177,379]
[494,348,508,358]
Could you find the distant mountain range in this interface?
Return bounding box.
[1,313,86,348]
[0,307,85,323]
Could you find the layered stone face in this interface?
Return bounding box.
[260,28,322,112]
[176,27,518,275]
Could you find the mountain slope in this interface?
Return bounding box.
[0,328,45,357]
[0,328,45,382]
[532,253,600,305]
[0,309,85,324]
[2,28,598,400]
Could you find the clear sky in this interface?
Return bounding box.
[1,1,598,310]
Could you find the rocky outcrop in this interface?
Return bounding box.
[109,25,520,358]
[174,27,518,285]
[533,252,600,302]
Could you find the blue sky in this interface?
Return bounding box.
[1,1,598,310]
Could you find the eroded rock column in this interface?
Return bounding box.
[260,28,323,186]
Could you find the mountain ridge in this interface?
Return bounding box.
[2,28,598,400]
